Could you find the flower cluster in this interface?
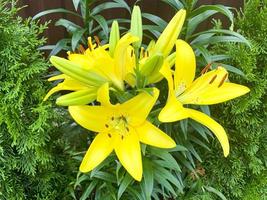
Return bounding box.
[45,6,250,181]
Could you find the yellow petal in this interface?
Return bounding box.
[178,67,250,105]
[68,105,112,132]
[115,127,142,181]
[68,53,93,69]
[150,9,186,57]
[189,82,250,105]
[121,88,159,126]
[44,79,87,101]
[159,61,174,91]
[136,120,176,148]
[114,33,139,80]
[97,83,112,107]
[174,40,196,94]
[158,93,189,122]
[187,108,229,157]
[80,132,114,173]
[47,74,68,82]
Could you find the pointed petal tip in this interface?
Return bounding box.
[79,165,91,173]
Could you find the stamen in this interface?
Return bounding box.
[88,37,93,51]
[108,133,112,138]
[111,116,114,121]
[142,49,146,58]
[131,49,134,57]
[78,45,85,53]
[201,63,212,75]
[209,75,217,84]
[121,135,124,140]
[218,73,228,87]
[126,127,129,132]
[140,47,144,58]
[105,124,109,128]
[94,36,101,46]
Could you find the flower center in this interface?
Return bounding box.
[105,114,130,139]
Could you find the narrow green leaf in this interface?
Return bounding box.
[91,2,130,16]
[117,173,134,199]
[204,186,227,200]
[49,39,71,56]
[142,13,167,29]
[55,18,81,33]
[72,0,81,10]
[32,8,81,20]
[142,159,154,199]
[80,180,99,200]
[92,15,109,39]
[71,29,86,51]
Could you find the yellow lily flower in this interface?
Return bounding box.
[159,39,250,157]
[69,83,176,181]
[44,34,138,105]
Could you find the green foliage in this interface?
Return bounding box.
[34,0,132,55]
[202,0,267,199]
[0,1,77,199]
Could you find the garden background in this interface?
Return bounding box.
[0,0,266,200]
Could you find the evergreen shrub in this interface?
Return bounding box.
[203,0,267,199]
[0,1,76,199]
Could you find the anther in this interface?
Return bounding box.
[131,49,134,57]
[111,116,114,121]
[108,133,112,138]
[218,73,228,87]
[209,75,217,84]
[201,63,212,75]
[126,127,129,132]
[105,124,109,128]
[146,51,149,57]
[121,135,124,140]
[94,36,101,46]
[78,45,85,53]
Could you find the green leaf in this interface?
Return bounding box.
[32,8,82,20]
[92,171,117,183]
[186,5,233,37]
[91,2,130,16]
[72,0,81,10]
[191,29,251,47]
[142,159,154,199]
[49,39,71,56]
[92,15,109,39]
[55,18,81,33]
[142,13,167,29]
[150,148,181,171]
[71,28,86,51]
[80,180,99,200]
[161,0,184,10]
[154,171,176,197]
[117,173,134,199]
[204,186,227,200]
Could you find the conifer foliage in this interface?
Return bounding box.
[0,1,75,199]
[203,0,267,199]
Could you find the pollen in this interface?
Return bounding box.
[209,75,217,84]
[218,73,228,87]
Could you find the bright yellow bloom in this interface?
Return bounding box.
[44,34,138,105]
[159,40,250,157]
[68,83,176,181]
